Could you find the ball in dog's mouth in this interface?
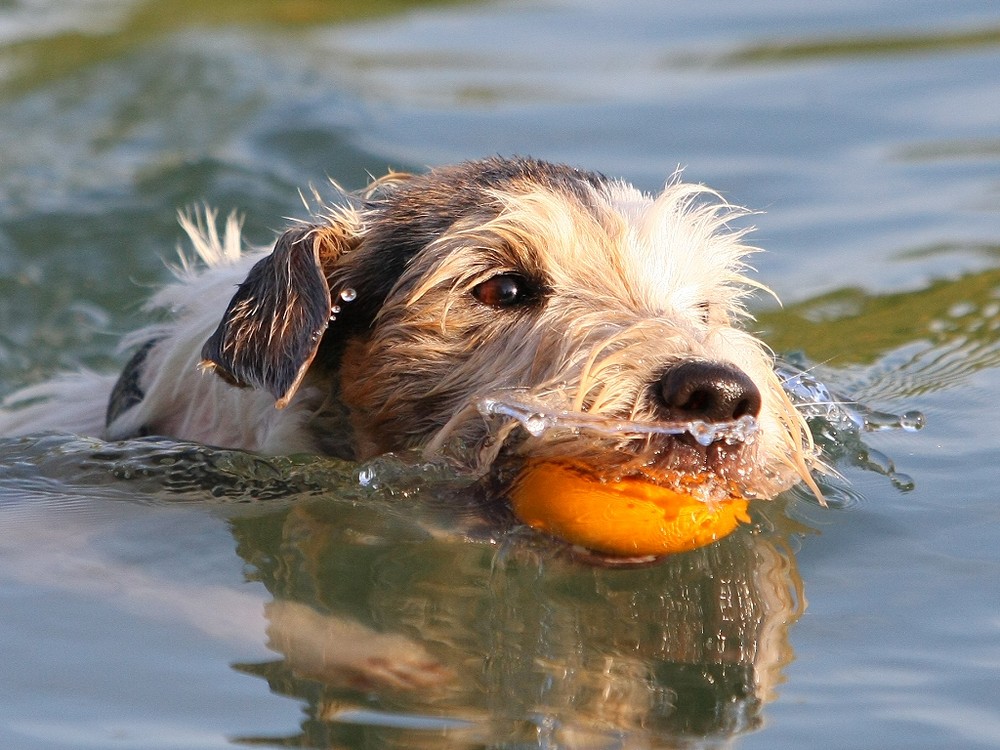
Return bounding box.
[509,459,750,558]
[475,393,760,557]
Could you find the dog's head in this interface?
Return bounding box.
[201,157,815,500]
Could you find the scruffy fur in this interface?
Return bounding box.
[0,157,816,500]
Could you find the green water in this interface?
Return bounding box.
[2,1,999,748]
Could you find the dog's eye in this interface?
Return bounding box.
[472,273,536,308]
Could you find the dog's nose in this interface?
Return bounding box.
[657,361,762,423]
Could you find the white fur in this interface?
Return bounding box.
[0,371,116,437]
[0,210,324,453]
[110,212,327,453]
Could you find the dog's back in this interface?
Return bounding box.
[0,371,116,437]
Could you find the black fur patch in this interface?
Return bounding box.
[106,338,160,427]
[200,226,333,407]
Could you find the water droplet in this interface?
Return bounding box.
[690,422,716,446]
[890,472,915,492]
[524,414,550,437]
[339,288,357,302]
[331,305,341,314]
[899,410,925,432]
[358,466,376,487]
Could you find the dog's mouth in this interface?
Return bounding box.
[468,391,760,559]
[476,391,760,489]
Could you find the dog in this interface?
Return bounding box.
[0,157,822,739]
[0,156,817,508]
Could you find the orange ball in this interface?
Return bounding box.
[510,460,750,557]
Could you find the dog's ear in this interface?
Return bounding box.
[200,224,353,408]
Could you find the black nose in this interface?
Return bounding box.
[657,361,762,423]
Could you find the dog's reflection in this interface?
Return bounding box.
[232,495,808,749]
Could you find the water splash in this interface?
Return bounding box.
[476,361,923,499]
[476,392,759,446]
[776,359,925,435]
[777,357,924,495]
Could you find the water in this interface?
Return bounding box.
[2,1,999,748]
[477,391,761,445]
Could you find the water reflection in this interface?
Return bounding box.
[0,0,467,96]
[229,493,808,749]
[704,25,1000,66]
[757,261,1000,399]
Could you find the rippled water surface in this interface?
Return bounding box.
[2,1,999,748]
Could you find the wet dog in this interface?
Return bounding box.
[0,157,822,724]
[0,157,817,500]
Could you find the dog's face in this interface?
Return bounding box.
[201,158,814,499]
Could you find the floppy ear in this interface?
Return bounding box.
[200,224,352,408]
